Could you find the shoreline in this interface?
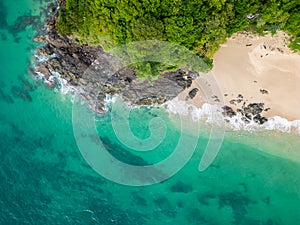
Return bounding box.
[32,1,300,134]
[165,97,300,134]
[32,0,200,114]
[172,31,300,134]
[214,31,300,121]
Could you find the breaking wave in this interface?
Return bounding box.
[166,97,300,134]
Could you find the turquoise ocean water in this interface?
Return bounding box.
[0,0,300,224]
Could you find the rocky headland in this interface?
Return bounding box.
[32,0,300,130]
[33,0,198,113]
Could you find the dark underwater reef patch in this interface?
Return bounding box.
[153,196,177,218]
[98,136,150,167]
[11,86,32,102]
[0,0,45,43]
[169,180,193,193]
[0,88,14,104]
[0,128,146,225]
[0,1,8,29]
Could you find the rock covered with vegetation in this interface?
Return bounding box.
[57,0,300,58]
[34,1,200,113]
[34,0,300,113]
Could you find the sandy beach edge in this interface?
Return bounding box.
[167,31,300,134]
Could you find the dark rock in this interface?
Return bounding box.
[124,76,132,84]
[33,36,46,43]
[69,79,79,86]
[211,95,220,102]
[35,64,51,79]
[243,103,265,115]
[260,89,269,94]
[166,69,194,89]
[188,88,199,99]
[253,114,268,124]
[222,106,236,117]
[241,116,251,124]
[244,113,252,121]
[48,3,56,13]
[229,99,236,105]
[237,108,244,115]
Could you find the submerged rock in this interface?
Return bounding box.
[0,89,14,104]
[11,86,32,102]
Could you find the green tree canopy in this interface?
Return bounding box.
[56,0,300,77]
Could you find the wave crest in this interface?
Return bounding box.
[166,97,300,134]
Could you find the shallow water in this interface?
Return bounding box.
[0,0,299,224]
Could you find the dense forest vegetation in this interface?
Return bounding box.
[56,0,300,77]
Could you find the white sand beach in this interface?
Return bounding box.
[180,31,300,122]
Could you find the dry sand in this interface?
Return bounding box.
[180,31,300,121]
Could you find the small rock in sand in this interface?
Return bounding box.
[260,89,269,94]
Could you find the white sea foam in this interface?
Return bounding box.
[33,71,46,80]
[34,63,118,113]
[32,59,300,133]
[36,67,79,95]
[48,69,78,95]
[102,94,117,111]
[165,97,222,122]
[264,116,300,134]
[166,97,300,135]
[34,53,57,63]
